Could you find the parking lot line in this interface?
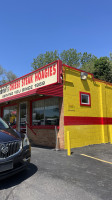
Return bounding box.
[81,154,112,165]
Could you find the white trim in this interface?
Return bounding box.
[81,94,90,105]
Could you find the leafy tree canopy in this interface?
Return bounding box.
[93,57,112,83]
[0,65,17,85]
[80,52,97,65]
[31,49,96,70]
[31,50,59,70]
[31,49,82,70]
[109,52,112,61]
[80,52,97,73]
[80,61,95,74]
[31,49,112,83]
[60,48,81,67]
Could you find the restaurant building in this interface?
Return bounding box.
[0,60,112,149]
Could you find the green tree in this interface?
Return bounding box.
[0,65,4,75]
[31,50,59,70]
[31,49,112,83]
[80,52,97,73]
[80,52,97,65]
[0,65,17,85]
[93,57,112,82]
[5,71,17,82]
[0,65,6,85]
[60,48,81,67]
[109,52,112,61]
[80,61,95,74]
[31,48,82,70]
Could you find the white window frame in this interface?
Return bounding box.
[80,92,91,106]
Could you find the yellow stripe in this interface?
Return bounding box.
[81,154,112,165]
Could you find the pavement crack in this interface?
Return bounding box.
[5,187,16,200]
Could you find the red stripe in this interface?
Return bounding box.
[64,116,112,125]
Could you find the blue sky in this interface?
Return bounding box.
[0,0,112,77]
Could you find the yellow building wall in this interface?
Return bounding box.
[63,66,112,149]
[105,85,112,143]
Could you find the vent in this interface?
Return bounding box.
[0,141,21,158]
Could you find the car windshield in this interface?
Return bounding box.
[0,118,9,129]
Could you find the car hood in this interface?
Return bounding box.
[0,128,21,143]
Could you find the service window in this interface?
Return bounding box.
[45,98,59,125]
[3,105,17,128]
[32,100,45,126]
[32,97,59,126]
[80,92,91,106]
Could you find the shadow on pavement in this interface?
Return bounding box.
[0,163,38,190]
[31,144,54,150]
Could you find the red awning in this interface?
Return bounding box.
[36,83,63,97]
[0,83,63,103]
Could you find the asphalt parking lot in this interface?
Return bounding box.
[0,143,112,200]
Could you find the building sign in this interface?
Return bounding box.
[0,62,58,101]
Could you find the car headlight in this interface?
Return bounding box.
[23,134,30,147]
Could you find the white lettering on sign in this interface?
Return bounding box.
[0,63,58,100]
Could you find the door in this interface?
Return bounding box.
[19,102,27,133]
